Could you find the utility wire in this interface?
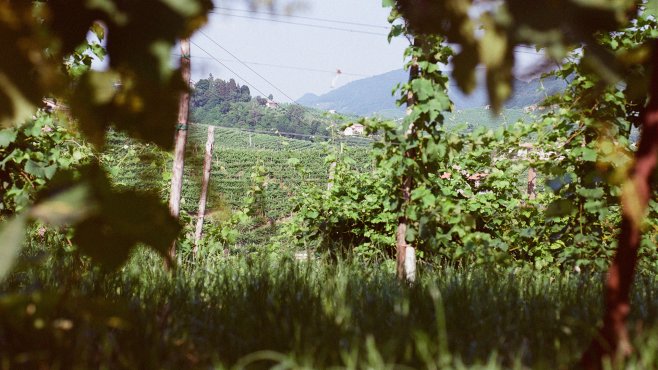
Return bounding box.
[173,53,368,77]
[190,40,272,98]
[209,11,550,54]
[189,44,542,100]
[189,44,541,99]
[198,30,296,102]
[226,60,367,76]
[204,14,544,56]
[211,7,561,49]
[209,11,388,36]
[212,6,389,30]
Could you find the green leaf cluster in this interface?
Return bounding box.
[0,0,212,276]
[285,8,658,271]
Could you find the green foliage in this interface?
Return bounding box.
[392,0,643,112]
[284,7,658,272]
[191,75,252,110]
[283,159,397,258]
[29,164,179,269]
[380,28,456,256]
[6,247,658,369]
[97,123,372,250]
[181,125,371,221]
[445,108,532,131]
[191,75,352,138]
[1,0,212,145]
[101,130,173,196]
[0,0,213,274]
[289,121,565,267]
[0,110,90,214]
[532,12,658,270]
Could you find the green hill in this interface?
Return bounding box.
[190,75,350,136]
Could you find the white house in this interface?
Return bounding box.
[343,123,365,136]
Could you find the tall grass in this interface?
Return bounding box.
[3,243,658,369]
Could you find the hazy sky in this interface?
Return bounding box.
[158,0,545,103]
[187,0,411,101]
[89,0,546,102]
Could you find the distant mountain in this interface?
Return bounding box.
[297,69,566,118]
[297,69,408,118]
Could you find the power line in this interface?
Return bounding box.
[189,44,541,96]
[233,60,367,77]
[209,11,388,36]
[190,40,272,98]
[174,54,368,77]
[198,30,296,102]
[212,6,390,30]
[208,11,550,54]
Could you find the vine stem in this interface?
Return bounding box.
[581,41,658,369]
[397,38,420,282]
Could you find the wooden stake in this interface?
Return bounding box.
[404,245,416,282]
[193,125,216,256]
[327,161,336,190]
[327,143,343,191]
[168,38,192,261]
[527,167,537,200]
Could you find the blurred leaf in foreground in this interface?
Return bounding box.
[0,213,28,280]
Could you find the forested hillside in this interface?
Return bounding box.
[190,75,348,137]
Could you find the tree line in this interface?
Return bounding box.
[190,74,346,137]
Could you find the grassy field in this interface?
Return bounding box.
[4,241,658,369]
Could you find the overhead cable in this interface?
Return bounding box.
[174,53,368,77]
[212,6,390,30]
[209,11,388,36]
[198,30,296,102]
[190,40,272,98]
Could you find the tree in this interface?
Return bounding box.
[239,85,252,102]
[192,78,212,108]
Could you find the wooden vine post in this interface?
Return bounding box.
[396,38,420,283]
[582,41,658,369]
[168,38,192,261]
[327,161,337,190]
[527,167,537,200]
[327,143,343,191]
[521,143,537,200]
[193,125,216,256]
